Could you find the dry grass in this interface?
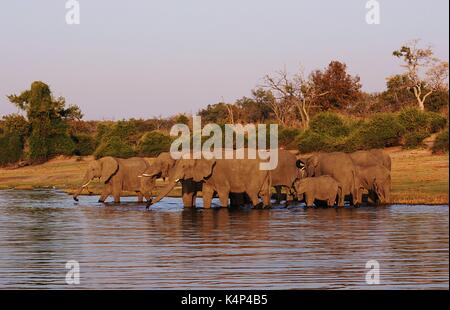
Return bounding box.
[0,149,448,204]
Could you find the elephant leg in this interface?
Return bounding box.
[248,193,262,209]
[218,192,229,208]
[113,192,121,203]
[99,185,111,203]
[337,192,345,207]
[137,192,143,203]
[306,195,315,208]
[182,193,195,208]
[143,192,152,203]
[192,192,198,207]
[201,184,214,209]
[274,186,282,204]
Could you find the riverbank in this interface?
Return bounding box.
[0,148,448,204]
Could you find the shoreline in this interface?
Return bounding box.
[0,148,448,205]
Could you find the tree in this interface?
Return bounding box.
[393,39,449,110]
[7,81,79,162]
[262,68,329,128]
[310,61,362,111]
[380,74,416,110]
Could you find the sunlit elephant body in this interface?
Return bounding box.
[350,149,391,170]
[149,153,271,209]
[271,149,303,204]
[73,157,150,203]
[294,176,342,207]
[140,152,202,207]
[300,152,358,207]
[355,164,391,204]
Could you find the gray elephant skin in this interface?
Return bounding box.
[73,156,150,203]
[294,176,342,207]
[140,152,201,207]
[149,154,271,209]
[299,152,358,206]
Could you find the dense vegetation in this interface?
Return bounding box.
[0,41,448,165]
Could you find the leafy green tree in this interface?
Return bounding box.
[393,40,449,110]
[94,136,136,159]
[7,81,79,162]
[138,131,173,156]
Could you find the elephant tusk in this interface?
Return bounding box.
[82,180,92,188]
[141,173,153,177]
[174,179,180,183]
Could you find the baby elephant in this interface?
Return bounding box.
[294,176,343,207]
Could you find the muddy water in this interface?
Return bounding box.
[0,189,448,289]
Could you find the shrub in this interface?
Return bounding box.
[94,136,136,159]
[278,127,302,149]
[426,112,448,133]
[0,133,24,165]
[137,131,173,157]
[361,113,404,148]
[403,130,429,149]
[72,134,96,156]
[425,90,449,112]
[398,107,429,132]
[432,128,449,154]
[310,112,350,137]
[298,130,335,153]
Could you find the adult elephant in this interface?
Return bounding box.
[271,149,303,204]
[355,165,391,204]
[349,149,391,170]
[298,152,358,207]
[140,152,202,208]
[369,149,391,171]
[73,157,150,203]
[148,156,271,209]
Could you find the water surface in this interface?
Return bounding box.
[0,189,448,289]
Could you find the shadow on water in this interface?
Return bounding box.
[0,189,448,289]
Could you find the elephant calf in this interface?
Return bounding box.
[294,176,342,207]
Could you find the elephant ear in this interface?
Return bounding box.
[160,160,174,179]
[100,157,119,183]
[192,159,216,182]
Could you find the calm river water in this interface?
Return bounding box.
[0,189,448,289]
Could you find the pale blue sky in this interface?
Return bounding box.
[0,0,448,119]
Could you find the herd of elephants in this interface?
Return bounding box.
[72,149,391,209]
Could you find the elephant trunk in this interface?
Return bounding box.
[147,180,178,208]
[73,176,93,201]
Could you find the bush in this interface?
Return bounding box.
[426,112,448,133]
[72,134,96,156]
[425,90,449,112]
[432,128,449,154]
[137,131,173,156]
[278,127,302,149]
[403,130,429,149]
[298,130,335,153]
[0,133,24,165]
[310,112,350,137]
[94,136,136,159]
[398,107,429,132]
[361,113,404,148]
